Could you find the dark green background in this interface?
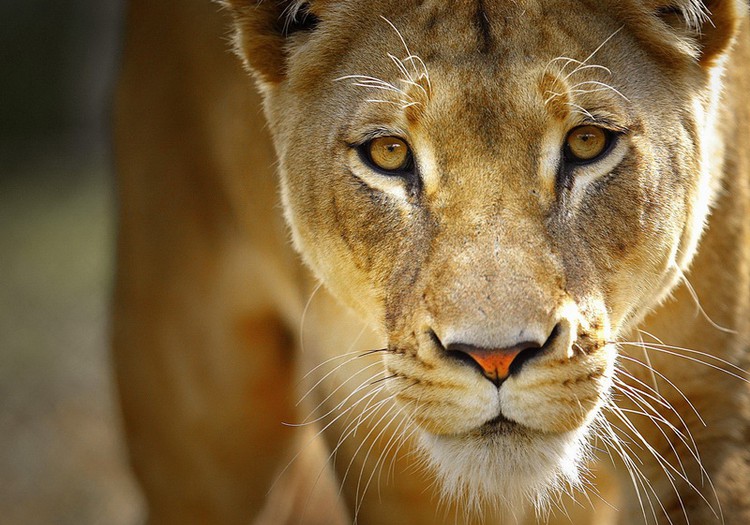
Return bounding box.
[0,2,144,523]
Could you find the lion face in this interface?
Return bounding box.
[226,0,740,509]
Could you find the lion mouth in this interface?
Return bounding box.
[477,412,519,435]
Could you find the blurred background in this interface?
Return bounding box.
[0,1,144,523]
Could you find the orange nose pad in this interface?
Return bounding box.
[447,341,542,385]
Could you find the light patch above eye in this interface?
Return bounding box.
[565,125,608,162]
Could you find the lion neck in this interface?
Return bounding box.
[646,25,750,360]
[619,22,750,516]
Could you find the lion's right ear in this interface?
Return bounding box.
[220,1,323,85]
[630,0,748,66]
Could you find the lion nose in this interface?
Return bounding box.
[445,325,559,386]
[446,341,541,385]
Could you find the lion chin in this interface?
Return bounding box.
[419,420,592,515]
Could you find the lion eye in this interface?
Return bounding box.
[564,125,610,163]
[363,136,413,174]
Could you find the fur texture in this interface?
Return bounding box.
[115,1,750,523]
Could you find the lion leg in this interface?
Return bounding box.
[113,1,306,522]
[113,250,297,524]
[253,425,351,525]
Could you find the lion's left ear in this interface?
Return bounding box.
[642,0,747,66]
[219,1,328,85]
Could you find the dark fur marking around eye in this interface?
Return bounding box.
[556,158,574,195]
[655,5,685,18]
[556,130,622,198]
[424,14,438,32]
[282,3,319,36]
[474,0,493,54]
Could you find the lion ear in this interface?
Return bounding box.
[646,0,747,65]
[220,1,324,85]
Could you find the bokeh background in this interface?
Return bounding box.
[0,1,144,523]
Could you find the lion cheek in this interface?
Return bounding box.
[500,354,614,434]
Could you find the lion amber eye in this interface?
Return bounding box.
[565,125,608,162]
[367,136,412,172]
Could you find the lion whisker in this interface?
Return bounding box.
[299,388,399,517]
[634,330,746,376]
[569,80,630,102]
[299,347,379,383]
[334,74,401,90]
[565,102,595,119]
[328,390,397,462]
[384,387,423,484]
[547,27,622,92]
[543,90,563,105]
[397,76,429,100]
[269,383,387,501]
[353,79,411,96]
[380,16,422,79]
[365,98,414,108]
[387,53,419,100]
[613,372,704,472]
[290,372,384,428]
[636,331,661,397]
[670,264,737,334]
[618,342,749,383]
[569,86,621,96]
[609,403,720,522]
[564,63,612,80]
[368,373,399,386]
[614,356,724,517]
[616,353,706,426]
[296,359,383,417]
[341,404,398,504]
[614,370,700,444]
[579,26,624,71]
[613,387,694,480]
[382,419,420,488]
[597,418,658,524]
[354,401,415,520]
[372,405,414,497]
[402,55,433,96]
[545,56,586,86]
[299,281,323,355]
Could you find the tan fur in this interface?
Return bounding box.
[115,0,750,523]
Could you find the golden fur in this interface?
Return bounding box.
[115,0,750,523]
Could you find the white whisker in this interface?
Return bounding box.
[609,403,720,521]
[296,359,383,417]
[269,384,386,498]
[614,371,703,467]
[671,264,736,334]
[617,353,706,426]
[619,341,749,383]
[580,26,624,70]
[299,281,323,354]
[598,417,659,524]
[354,402,414,518]
[380,16,420,79]
[564,63,612,80]
[565,102,594,119]
[387,53,415,85]
[569,80,630,102]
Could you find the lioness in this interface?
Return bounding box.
[114,0,750,523]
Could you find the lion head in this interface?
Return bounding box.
[222,0,745,510]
